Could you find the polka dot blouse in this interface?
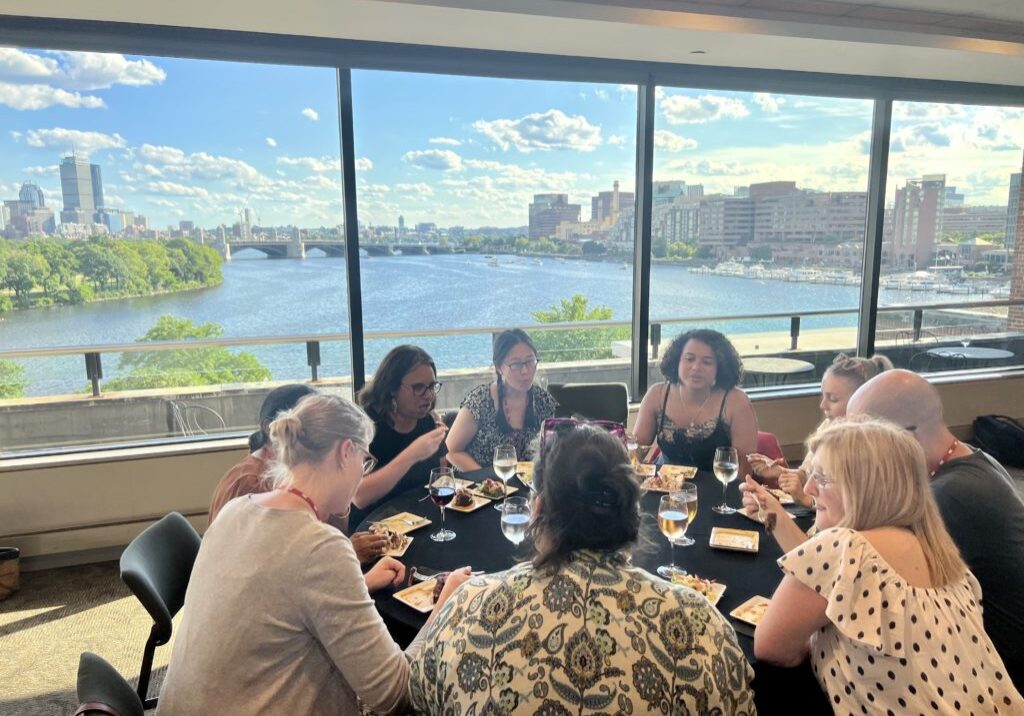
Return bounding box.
[778,527,1023,715]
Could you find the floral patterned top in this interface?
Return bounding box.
[459,382,557,466]
[410,550,756,716]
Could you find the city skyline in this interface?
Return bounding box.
[1,48,1022,230]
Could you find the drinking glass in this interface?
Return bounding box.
[712,446,739,515]
[626,433,639,465]
[493,444,517,511]
[675,482,698,547]
[657,492,689,578]
[500,496,531,545]
[428,467,456,542]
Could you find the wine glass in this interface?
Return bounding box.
[492,444,517,511]
[500,496,531,545]
[626,433,639,465]
[712,446,739,515]
[675,482,698,547]
[428,467,456,542]
[657,492,689,579]
[960,337,971,349]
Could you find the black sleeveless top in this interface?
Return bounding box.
[656,385,732,470]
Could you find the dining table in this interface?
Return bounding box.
[356,465,832,714]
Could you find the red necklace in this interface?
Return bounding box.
[930,438,960,479]
[285,487,321,521]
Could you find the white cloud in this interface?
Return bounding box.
[594,89,609,101]
[607,134,627,146]
[22,127,127,155]
[428,137,462,146]
[52,51,165,90]
[137,144,186,165]
[394,182,434,197]
[22,164,58,176]
[265,137,277,147]
[355,157,373,171]
[0,48,59,79]
[277,155,340,173]
[753,93,785,113]
[150,198,176,208]
[301,108,319,121]
[0,82,105,110]
[661,93,749,124]
[473,109,602,153]
[146,181,210,198]
[403,149,463,171]
[654,130,698,153]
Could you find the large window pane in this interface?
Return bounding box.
[352,71,637,407]
[0,49,348,453]
[649,89,874,388]
[875,102,1024,374]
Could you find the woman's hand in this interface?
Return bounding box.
[739,475,786,524]
[434,566,472,608]
[363,556,406,594]
[351,531,389,565]
[778,470,814,508]
[406,425,448,463]
[746,453,788,480]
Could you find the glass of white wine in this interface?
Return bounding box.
[712,446,739,515]
[500,496,531,545]
[675,482,697,547]
[657,492,690,578]
[493,444,517,510]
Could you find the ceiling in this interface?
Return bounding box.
[3,0,1024,87]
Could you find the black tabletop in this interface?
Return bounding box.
[356,468,831,714]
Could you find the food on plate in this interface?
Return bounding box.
[767,488,795,505]
[368,523,405,551]
[730,596,771,626]
[516,461,534,484]
[431,572,451,603]
[452,487,475,508]
[641,473,684,492]
[658,464,697,481]
[478,478,506,499]
[634,463,656,478]
[672,573,714,596]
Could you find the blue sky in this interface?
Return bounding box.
[1,47,1021,230]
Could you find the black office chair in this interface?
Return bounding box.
[547,383,629,424]
[75,652,144,716]
[119,512,201,709]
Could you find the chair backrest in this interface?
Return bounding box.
[756,431,785,462]
[547,383,629,424]
[75,652,145,716]
[119,512,201,644]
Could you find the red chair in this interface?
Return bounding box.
[756,431,785,462]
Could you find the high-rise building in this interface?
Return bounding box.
[59,154,104,224]
[751,182,867,244]
[941,206,1007,239]
[529,193,581,240]
[1007,173,1021,251]
[398,215,406,235]
[892,174,946,270]
[0,202,8,232]
[697,195,754,249]
[19,182,45,209]
[179,220,195,233]
[944,186,965,207]
[591,181,635,224]
[652,181,688,206]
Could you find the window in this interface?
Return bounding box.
[352,71,637,408]
[0,49,347,453]
[648,88,874,389]
[875,101,1024,374]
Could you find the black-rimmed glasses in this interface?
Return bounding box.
[402,381,443,397]
[504,357,540,373]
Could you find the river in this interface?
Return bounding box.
[0,251,978,396]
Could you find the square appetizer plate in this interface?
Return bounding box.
[383,535,413,558]
[729,595,771,626]
[468,482,519,500]
[372,512,431,536]
[516,462,534,488]
[659,464,698,481]
[709,527,759,553]
[393,579,438,613]
[446,493,491,513]
[634,463,656,479]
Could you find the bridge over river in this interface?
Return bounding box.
[220,239,453,259]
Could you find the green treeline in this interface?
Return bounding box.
[0,236,223,313]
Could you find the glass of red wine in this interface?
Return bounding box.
[428,467,456,542]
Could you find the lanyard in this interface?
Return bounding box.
[285,487,320,521]
[930,438,960,479]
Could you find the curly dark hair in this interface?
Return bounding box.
[530,425,640,574]
[357,345,436,424]
[658,328,743,390]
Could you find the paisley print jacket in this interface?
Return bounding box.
[410,550,756,715]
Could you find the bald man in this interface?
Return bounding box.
[848,369,1024,688]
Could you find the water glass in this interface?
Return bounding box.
[428,467,456,542]
[712,446,739,515]
[493,444,517,511]
[500,496,531,545]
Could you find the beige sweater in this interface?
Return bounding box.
[156,496,423,716]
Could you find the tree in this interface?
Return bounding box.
[2,250,49,307]
[531,294,630,362]
[105,315,272,391]
[0,361,26,399]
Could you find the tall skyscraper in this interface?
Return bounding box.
[19,182,45,209]
[398,215,406,235]
[529,194,581,240]
[892,174,945,270]
[59,154,104,224]
[1007,173,1021,251]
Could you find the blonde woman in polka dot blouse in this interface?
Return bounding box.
[754,418,1023,715]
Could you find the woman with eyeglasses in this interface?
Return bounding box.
[755,417,1023,714]
[411,424,755,714]
[446,328,556,470]
[157,393,473,716]
[350,345,448,531]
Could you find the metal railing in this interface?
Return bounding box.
[1,298,1022,397]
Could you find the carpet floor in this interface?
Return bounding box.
[0,561,173,716]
